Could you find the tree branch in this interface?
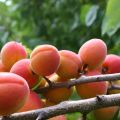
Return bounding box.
[1,94,120,120]
[1,73,120,120]
[36,73,120,93]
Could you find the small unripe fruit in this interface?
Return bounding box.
[30,44,60,76]
[94,106,119,120]
[57,50,82,79]
[75,70,107,99]
[1,41,27,70]
[102,54,120,74]
[18,91,44,112]
[0,72,29,115]
[10,59,39,88]
[79,39,107,70]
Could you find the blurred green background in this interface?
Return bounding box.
[0,0,120,120]
[0,0,120,53]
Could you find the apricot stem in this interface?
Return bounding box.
[82,113,87,120]
[43,76,53,87]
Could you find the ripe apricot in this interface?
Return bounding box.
[75,70,107,99]
[94,106,119,120]
[0,72,29,115]
[57,50,82,79]
[79,39,107,70]
[1,41,27,70]
[43,74,73,103]
[18,91,44,112]
[10,59,39,88]
[30,44,60,76]
[102,54,120,74]
[0,60,8,72]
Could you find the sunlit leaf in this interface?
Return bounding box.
[85,5,99,27]
[102,0,120,36]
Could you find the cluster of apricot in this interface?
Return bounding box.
[0,39,119,120]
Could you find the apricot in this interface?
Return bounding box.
[75,70,107,99]
[94,106,119,120]
[18,91,44,112]
[49,115,67,120]
[43,74,73,103]
[57,50,82,79]
[102,54,120,74]
[0,72,29,115]
[1,41,27,70]
[78,39,107,70]
[30,44,60,76]
[10,59,39,88]
[0,60,8,72]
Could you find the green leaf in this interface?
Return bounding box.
[67,112,81,120]
[85,5,99,27]
[80,4,91,25]
[87,112,95,120]
[102,0,120,36]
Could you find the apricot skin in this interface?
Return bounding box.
[18,91,44,112]
[43,74,73,103]
[1,41,27,70]
[30,44,60,76]
[10,59,39,88]
[0,60,8,72]
[79,39,107,70]
[94,106,119,120]
[102,54,120,74]
[75,70,107,99]
[57,50,82,79]
[0,72,29,115]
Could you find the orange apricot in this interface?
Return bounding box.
[94,106,119,120]
[79,39,107,70]
[57,50,82,79]
[75,70,107,99]
[10,59,39,88]
[0,72,29,115]
[0,60,8,72]
[102,54,120,74]
[30,44,60,76]
[18,91,44,112]
[1,41,27,70]
[43,74,73,103]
